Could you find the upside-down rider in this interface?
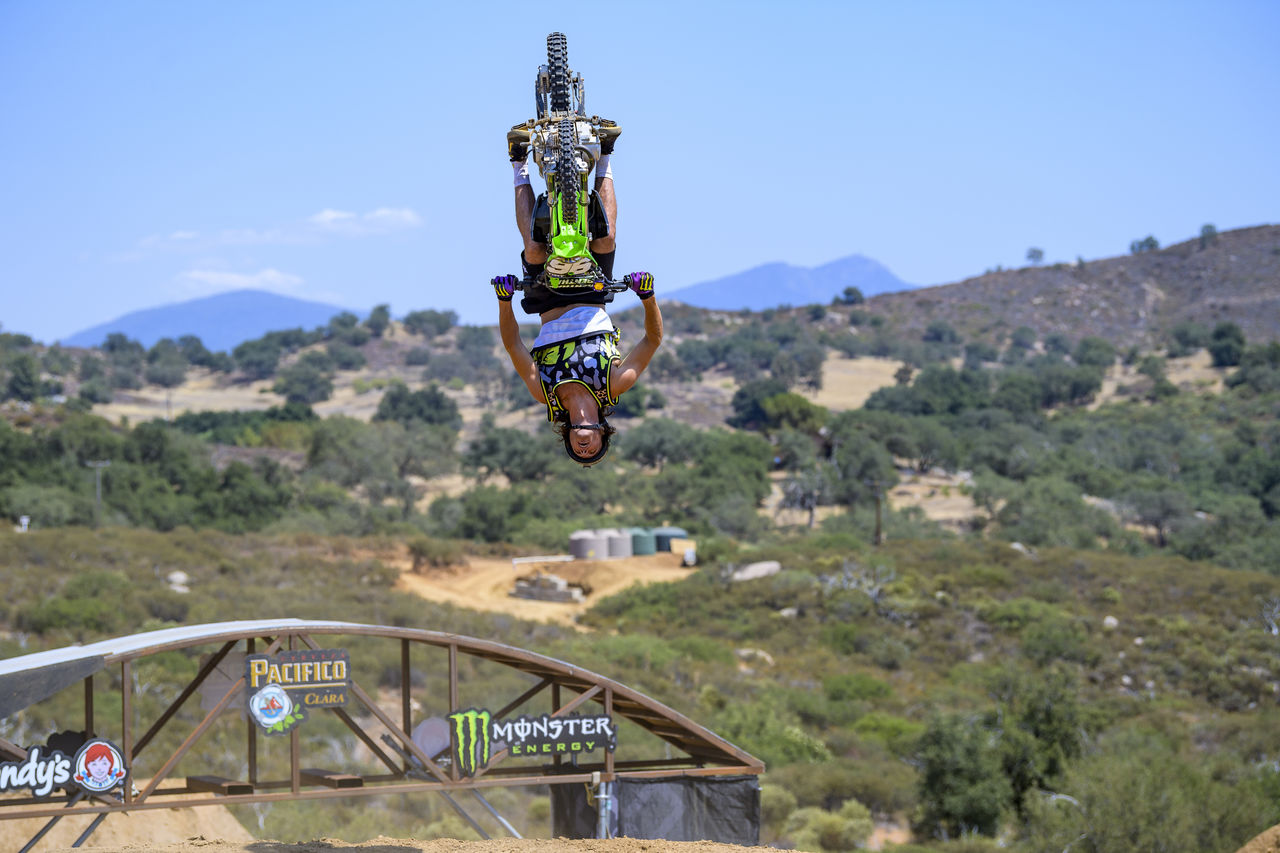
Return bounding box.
[493,120,663,466]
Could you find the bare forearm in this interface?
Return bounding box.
[640,296,663,349]
[498,301,524,359]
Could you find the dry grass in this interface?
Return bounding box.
[799,355,903,412]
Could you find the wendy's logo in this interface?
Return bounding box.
[73,740,126,793]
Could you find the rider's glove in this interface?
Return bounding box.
[598,119,621,156]
[492,274,517,302]
[507,124,531,162]
[627,272,654,300]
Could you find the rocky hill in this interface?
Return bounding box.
[868,224,1280,348]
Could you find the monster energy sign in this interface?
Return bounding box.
[448,709,616,777]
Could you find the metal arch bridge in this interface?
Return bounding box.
[0,619,763,849]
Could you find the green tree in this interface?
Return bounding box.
[761,392,829,434]
[364,303,391,338]
[1129,235,1159,254]
[990,475,1117,548]
[1166,320,1210,356]
[363,422,457,519]
[1009,326,1037,351]
[1198,222,1218,249]
[835,286,865,306]
[1019,730,1274,853]
[374,383,462,431]
[1072,336,1116,368]
[272,355,334,404]
[914,713,1011,839]
[728,378,789,431]
[4,352,40,401]
[1120,485,1193,547]
[464,419,555,482]
[233,338,283,380]
[1209,321,1246,367]
[145,339,188,389]
[41,346,74,376]
[824,413,898,506]
[622,418,702,471]
[402,308,458,338]
[1026,247,1044,265]
[326,342,367,371]
[923,321,960,345]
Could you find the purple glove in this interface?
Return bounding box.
[492,274,517,302]
[627,271,654,300]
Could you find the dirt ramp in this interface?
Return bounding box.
[12,796,253,849]
[1237,824,1280,853]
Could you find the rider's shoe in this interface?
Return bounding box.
[597,118,621,155]
[507,124,531,162]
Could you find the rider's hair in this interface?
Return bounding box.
[551,412,616,467]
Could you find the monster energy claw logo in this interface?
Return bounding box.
[449,709,492,777]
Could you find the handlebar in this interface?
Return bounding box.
[510,276,632,294]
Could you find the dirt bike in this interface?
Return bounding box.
[507,32,629,300]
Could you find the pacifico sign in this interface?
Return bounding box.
[245,649,349,734]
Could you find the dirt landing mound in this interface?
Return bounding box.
[10,795,253,849]
[1236,823,1280,853]
[47,838,774,853]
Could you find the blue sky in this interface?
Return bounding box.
[1,0,1276,345]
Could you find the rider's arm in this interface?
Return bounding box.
[611,297,663,396]
[499,301,547,404]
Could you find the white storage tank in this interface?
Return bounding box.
[569,529,607,560]
[603,528,633,558]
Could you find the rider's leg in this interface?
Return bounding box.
[515,178,548,266]
[589,170,616,256]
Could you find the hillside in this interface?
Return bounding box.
[870,224,1280,348]
[61,289,356,351]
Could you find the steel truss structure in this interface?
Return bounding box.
[0,620,762,850]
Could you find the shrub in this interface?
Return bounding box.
[823,672,892,702]
[407,537,467,571]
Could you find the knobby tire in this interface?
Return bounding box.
[547,33,571,114]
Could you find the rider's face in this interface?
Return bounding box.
[571,427,602,459]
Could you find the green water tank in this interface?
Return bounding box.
[630,527,657,556]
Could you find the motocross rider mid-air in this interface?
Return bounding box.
[493,123,663,466]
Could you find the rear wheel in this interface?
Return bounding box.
[556,118,578,226]
[547,32,571,113]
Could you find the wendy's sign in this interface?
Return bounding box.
[0,738,127,797]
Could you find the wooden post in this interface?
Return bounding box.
[603,688,614,778]
[551,683,561,768]
[121,661,132,804]
[246,638,257,785]
[84,675,94,738]
[400,639,411,774]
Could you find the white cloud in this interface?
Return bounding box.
[310,209,358,227]
[177,267,305,296]
[121,206,424,261]
[363,207,422,228]
[307,206,423,235]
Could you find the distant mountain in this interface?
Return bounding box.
[868,224,1280,349]
[663,254,915,311]
[61,290,356,352]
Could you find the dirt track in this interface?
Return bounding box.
[393,547,696,627]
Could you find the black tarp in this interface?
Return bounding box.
[552,775,760,845]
